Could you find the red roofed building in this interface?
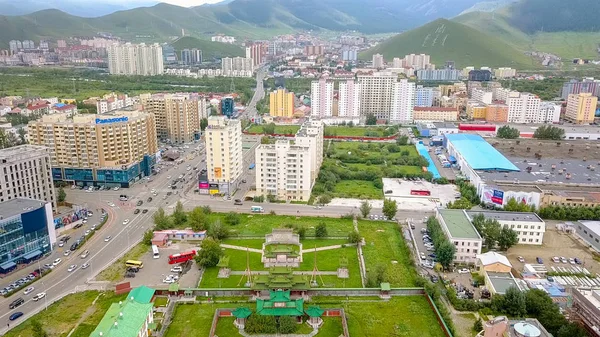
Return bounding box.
[24,102,49,116]
[51,103,78,116]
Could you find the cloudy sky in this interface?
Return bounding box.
[125,0,223,6]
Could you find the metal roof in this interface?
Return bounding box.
[446,133,520,172]
[438,209,481,240]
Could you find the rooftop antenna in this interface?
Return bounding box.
[238,247,252,287]
[310,245,325,287]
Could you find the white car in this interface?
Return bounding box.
[569,258,576,265]
[64,250,71,256]
[123,219,130,225]
[67,264,78,272]
[109,203,115,207]
[113,187,120,191]
[162,277,175,284]
[151,189,156,194]
[420,252,426,260]
[171,266,183,273]
[81,263,90,269]
[167,176,171,179]
[32,292,46,301]
[58,241,64,247]
[169,274,179,281]
[104,236,112,242]
[552,256,560,263]
[457,268,470,274]
[23,287,35,295]
[518,256,526,263]
[82,220,87,224]
[560,256,568,263]
[53,258,62,266]
[84,230,91,236]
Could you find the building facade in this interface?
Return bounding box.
[494,67,516,79]
[402,54,431,70]
[107,43,164,76]
[538,102,561,124]
[180,48,202,65]
[467,100,488,119]
[304,45,324,56]
[436,209,483,264]
[27,111,158,187]
[413,107,458,122]
[485,103,509,122]
[0,198,56,273]
[338,80,361,118]
[472,88,493,104]
[507,92,541,124]
[140,93,201,143]
[269,89,295,118]
[417,69,461,81]
[372,54,384,69]
[565,92,598,124]
[204,116,242,195]
[466,211,545,245]
[561,78,600,100]
[341,48,358,62]
[221,57,253,77]
[357,73,396,120]
[94,93,133,114]
[571,288,600,337]
[310,79,334,118]
[575,221,600,252]
[390,79,415,123]
[469,70,492,82]
[0,145,56,210]
[415,86,434,107]
[245,44,263,67]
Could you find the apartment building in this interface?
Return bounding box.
[390,79,416,123]
[485,103,509,122]
[304,45,324,56]
[180,49,202,65]
[466,211,545,245]
[0,145,56,210]
[561,78,600,100]
[471,88,493,104]
[539,102,561,124]
[341,48,358,62]
[402,54,431,70]
[494,67,516,79]
[204,116,242,195]
[107,43,164,76]
[435,209,483,263]
[507,92,541,123]
[221,57,253,77]
[392,57,402,69]
[415,86,434,107]
[372,54,384,69]
[571,288,600,337]
[413,107,458,122]
[338,80,361,118]
[417,69,461,81]
[493,87,513,102]
[310,78,334,118]
[245,44,263,67]
[140,93,201,143]
[94,93,133,114]
[565,92,598,124]
[467,100,488,119]
[211,35,235,43]
[357,73,396,120]
[255,120,323,201]
[269,89,295,118]
[27,111,158,187]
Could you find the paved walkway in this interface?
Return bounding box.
[301,244,355,253]
[220,244,262,254]
[354,217,367,287]
[229,271,338,276]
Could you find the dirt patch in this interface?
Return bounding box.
[506,222,600,275]
[452,313,477,337]
[489,138,600,161]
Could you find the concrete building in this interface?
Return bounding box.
[466,211,545,245]
[221,57,253,77]
[485,103,509,122]
[467,100,488,120]
[392,57,402,69]
[269,89,295,118]
[435,209,483,264]
[180,48,202,65]
[561,78,600,100]
[310,78,334,118]
[413,107,458,122]
[565,92,598,124]
[493,87,513,102]
[415,86,434,107]
[204,116,242,195]
[27,111,158,187]
[245,44,263,66]
[507,92,541,124]
[390,79,416,123]
[357,73,396,120]
[402,54,431,70]
[338,80,361,118]
[571,288,600,337]
[304,45,324,56]
[417,69,461,81]
[479,317,552,337]
[469,69,492,82]
[494,68,516,79]
[541,190,600,208]
[140,93,201,143]
[95,93,133,114]
[107,43,164,76]
[341,48,358,62]
[575,221,600,252]
[472,88,493,104]
[255,120,323,201]
[0,146,56,210]
[90,286,155,337]
[538,102,561,124]
[372,54,384,69]
[0,198,56,273]
[476,252,521,295]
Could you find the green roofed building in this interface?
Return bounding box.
[256,290,304,317]
[127,285,155,304]
[252,266,310,291]
[435,208,483,264]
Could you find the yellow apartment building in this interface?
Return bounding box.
[269,89,295,117]
[565,92,598,124]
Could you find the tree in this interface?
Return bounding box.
[224,212,241,226]
[504,197,533,212]
[317,194,332,205]
[435,241,456,269]
[396,134,409,145]
[278,315,298,334]
[382,198,398,220]
[496,125,520,139]
[17,128,27,144]
[31,320,48,337]
[245,315,277,334]
[172,201,187,226]
[365,113,377,125]
[359,200,372,218]
[534,125,565,140]
[473,319,483,333]
[497,226,519,250]
[152,207,172,230]
[194,238,223,268]
[57,187,67,203]
[315,222,328,238]
[348,230,361,244]
[296,225,306,239]
[200,118,208,131]
[187,207,208,231]
[481,219,501,249]
[208,219,229,240]
[201,205,212,214]
[557,324,588,337]
[260,136,271,144]
[142,229,154,245]
[262,123,276,135]
[446,197,472,209]
[503,286,527,318]
[365,264,387,287]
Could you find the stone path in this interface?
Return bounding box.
[220,244,262,254]
[301,244,355,253]
[354,217,367,287]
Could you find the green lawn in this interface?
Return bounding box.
[333,180,383,199]
[339,297,446,337]
[215,317,240,336]
[325,126,396,138]
[5,291,126,337]
[216,214,354,238]
[359,220,418,287]
[96,242,149,282]
[316,318,345,336]
[165,303,239,337]
[246,125,301,135]
[223,238,349,249]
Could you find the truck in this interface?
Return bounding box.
[251,206,264,213]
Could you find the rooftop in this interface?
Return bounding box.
[477,252,512,268]
[0,145,49,162]
[414,107,458,112]
[438,209,481,240]
[0,198,47,219]
[489,138,600,161]
[432,122,458,129]
[90,298,153,337]
[486,272,520,295]
[466,211,543,223]
[127,286,155,304]
[446,134,519,172]
[578,221,600,238]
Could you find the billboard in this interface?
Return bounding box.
[96,116,128,124]
[199,181,209,189]
[214,167,222,179]
[481,186,542,209]
[482,187,504,205]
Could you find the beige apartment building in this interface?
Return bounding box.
[107,42,164,76]
[0,145,57,210]
[269,89,295,118]
[140,93,202,143]
[565,92,598,124]
[485,103,509,122]
[27,111,158,186]
[357,72,397,120]
[204,116,242,195]
[255,120,324,201]
[413,107,458,122]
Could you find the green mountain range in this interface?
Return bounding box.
[170,36,244,60]
[360,19,537,69]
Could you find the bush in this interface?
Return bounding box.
[315,222,328,238]
[348,230,361,244]
[295,225,306,240]
[245,315,277,334]
[278,316,298,334]
[253,195,265,203]
[224,212,241,226]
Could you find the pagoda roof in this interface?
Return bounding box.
[232,307,252,319]
[305,306,324,318]
[256,290,304,316]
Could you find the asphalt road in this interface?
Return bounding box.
[242,68,266,121]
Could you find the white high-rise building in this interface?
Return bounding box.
[392,57,402,68]
[507,92,541,124]
[494,67,517,79]
[204,116,242,195]
[358,73,396,120]
[338,80,361,117]
[0,145,56,211]
[221,57,254,77]
[107,43,164,76]
[390,79,415,123]
[310,79,334,118]
[372,54,384,69]
[472,88,493,104]
[493,87,514,102]
[403,54,431,70]
[415,86,434,107]
[245,44,263,67]
[539,102,562,124]
[255,120,323,201]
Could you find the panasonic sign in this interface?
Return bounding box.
[95,116,129,124]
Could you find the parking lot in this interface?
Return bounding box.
[127,243,201,288]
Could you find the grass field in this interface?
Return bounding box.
[5,291,126,337]
[96,242,149,282]
[246,125,396,138]
[359,220,418,287]
[246,124,300,135]
[165,303,239,337]
[301,246,362,288]
[222,238,349,250]
[334,180,383,199]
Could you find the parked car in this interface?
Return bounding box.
[551,256,559,263]
[457,268,470,274]
[420,252,426,260]
[569,258,576,265]
[171,266,183,273]
[560,256,568,264]
[574,257,582,265]
[430,275,439,283]
[536,257,543,264]
[518,256,525,263]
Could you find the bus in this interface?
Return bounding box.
[168,250,197,265]
[125,260,143,269]
[152,245,160,259]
